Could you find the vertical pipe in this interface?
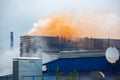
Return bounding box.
[10,32,14,49]
[6,77,8,80]
[33,76,34,80]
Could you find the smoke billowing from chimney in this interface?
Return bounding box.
[28,11,120,39]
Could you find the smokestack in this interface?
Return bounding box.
[10,32,14,49]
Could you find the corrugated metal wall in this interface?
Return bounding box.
[44,57,120,72]
[13,59,42,80]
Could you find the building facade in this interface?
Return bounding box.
[20,36,120,56]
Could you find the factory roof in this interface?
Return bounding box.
[59,50,105,58]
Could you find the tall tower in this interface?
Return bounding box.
[10,31,14,49]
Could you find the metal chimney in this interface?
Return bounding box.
[10,32,14,49]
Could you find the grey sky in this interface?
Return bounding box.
[0,0,120,51]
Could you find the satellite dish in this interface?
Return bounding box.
[105,47,119,64]
[42,65,47,72]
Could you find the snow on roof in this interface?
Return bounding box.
[13,57,41,61]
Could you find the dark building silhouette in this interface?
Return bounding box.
[20,35,120,56]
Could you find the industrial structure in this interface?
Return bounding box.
[20,35,120,56]
[1,35,119,80]
[13,57,42,80]
[19,35,120,80]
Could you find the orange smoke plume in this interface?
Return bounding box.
[28,14,81,39]
[28,11,120,39]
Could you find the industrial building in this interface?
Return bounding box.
[0,50,119,80]
[20,35,120,56]
[13,57,42,80]
[18,35,120,80]
[1,36,120,80]
[41,49,120,79]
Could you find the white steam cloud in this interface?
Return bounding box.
[22,49,58,64]
[0,48,19,76]
[79,11,120,39]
